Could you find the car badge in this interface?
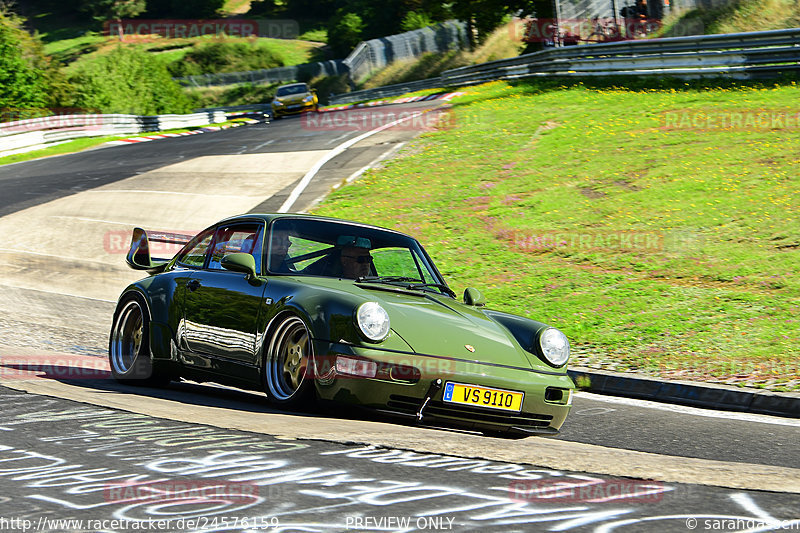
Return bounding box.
[465,344,475,353]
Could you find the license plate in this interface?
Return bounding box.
[442,382,524,412]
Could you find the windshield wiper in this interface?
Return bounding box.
[356,276,422,283]
[356,277,456,298]
[407,283,457,298]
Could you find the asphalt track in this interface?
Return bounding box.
[0,102,798,531]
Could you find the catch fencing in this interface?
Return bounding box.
[330,27,800,104]
[343,21,468,83]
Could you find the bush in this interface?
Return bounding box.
[146,0,224,19]
[401,11,434,32]
[0,9,71,112]
[70,46,192,114]
[168,41,284,77]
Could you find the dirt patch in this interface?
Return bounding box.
[614,179,643,192]
[580,187,606,199]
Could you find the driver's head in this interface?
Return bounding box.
[340,246,372,279]
[269,229,292,270]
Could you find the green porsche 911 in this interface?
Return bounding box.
[110,214,574,436]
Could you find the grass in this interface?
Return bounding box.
[187,82,283,107]
[656,0,800,37]
[312,78,800,391]
[222,0,253,15]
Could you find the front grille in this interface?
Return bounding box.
[388,394,553,428]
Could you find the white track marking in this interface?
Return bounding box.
[278,111,426,213]
[576,392,800,427]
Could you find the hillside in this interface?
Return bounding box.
[659,0,800,37]
[313,78,800,391]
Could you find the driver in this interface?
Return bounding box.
[268,229,294,273]
[339,245,373,279]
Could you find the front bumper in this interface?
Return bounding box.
[272,101,317,117]
[312,340,574,435]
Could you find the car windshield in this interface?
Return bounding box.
[276,84,309,96]
[266,218,448,293]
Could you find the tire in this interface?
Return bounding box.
[481,429,529,440]
[263,314,315,408]
[108,294,168,387]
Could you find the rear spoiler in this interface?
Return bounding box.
[126,227,194,273]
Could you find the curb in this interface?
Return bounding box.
[105,119,258,146]
[568,367,800,418]
[322,91,465,112]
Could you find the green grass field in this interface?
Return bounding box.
[313,79,800,390]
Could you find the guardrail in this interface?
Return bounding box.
[0,111,227,156]
[329,27,800,105]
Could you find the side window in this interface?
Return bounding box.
[371,247,431,282]
[208,223,264,273]
[175,230,214,268]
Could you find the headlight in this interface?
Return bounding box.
[304,95,315,103]
[539,328,570,367]
[356,302,390,342]
[272,100,283,107]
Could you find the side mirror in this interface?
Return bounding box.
[221,253,257,277]
[463,287,486,307]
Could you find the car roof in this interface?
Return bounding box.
[214,213,412,238]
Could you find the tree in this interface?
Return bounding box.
[70,46,192,115]
[451,0,546,46]
[327,11,364,57]
[145,0,224,19]
[0,7,70,112]
[80,0,146,39]
[401,10,434,32]
[82,0,147,21]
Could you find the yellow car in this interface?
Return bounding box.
[271,83,319,118]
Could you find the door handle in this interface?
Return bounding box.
[187,279,201,292]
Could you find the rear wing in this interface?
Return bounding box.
[126,227,194,273]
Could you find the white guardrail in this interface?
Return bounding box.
[0,111,227,157]
[330,27,800,105]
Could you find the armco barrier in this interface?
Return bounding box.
[330,27,800,105]
[0,111,227,156]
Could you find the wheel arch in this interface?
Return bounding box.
[115,284,172,361]
[256,301,317,373]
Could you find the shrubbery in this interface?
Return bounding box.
[70,46,192,114]
[327,12,364,57]
[0,9,71,112]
